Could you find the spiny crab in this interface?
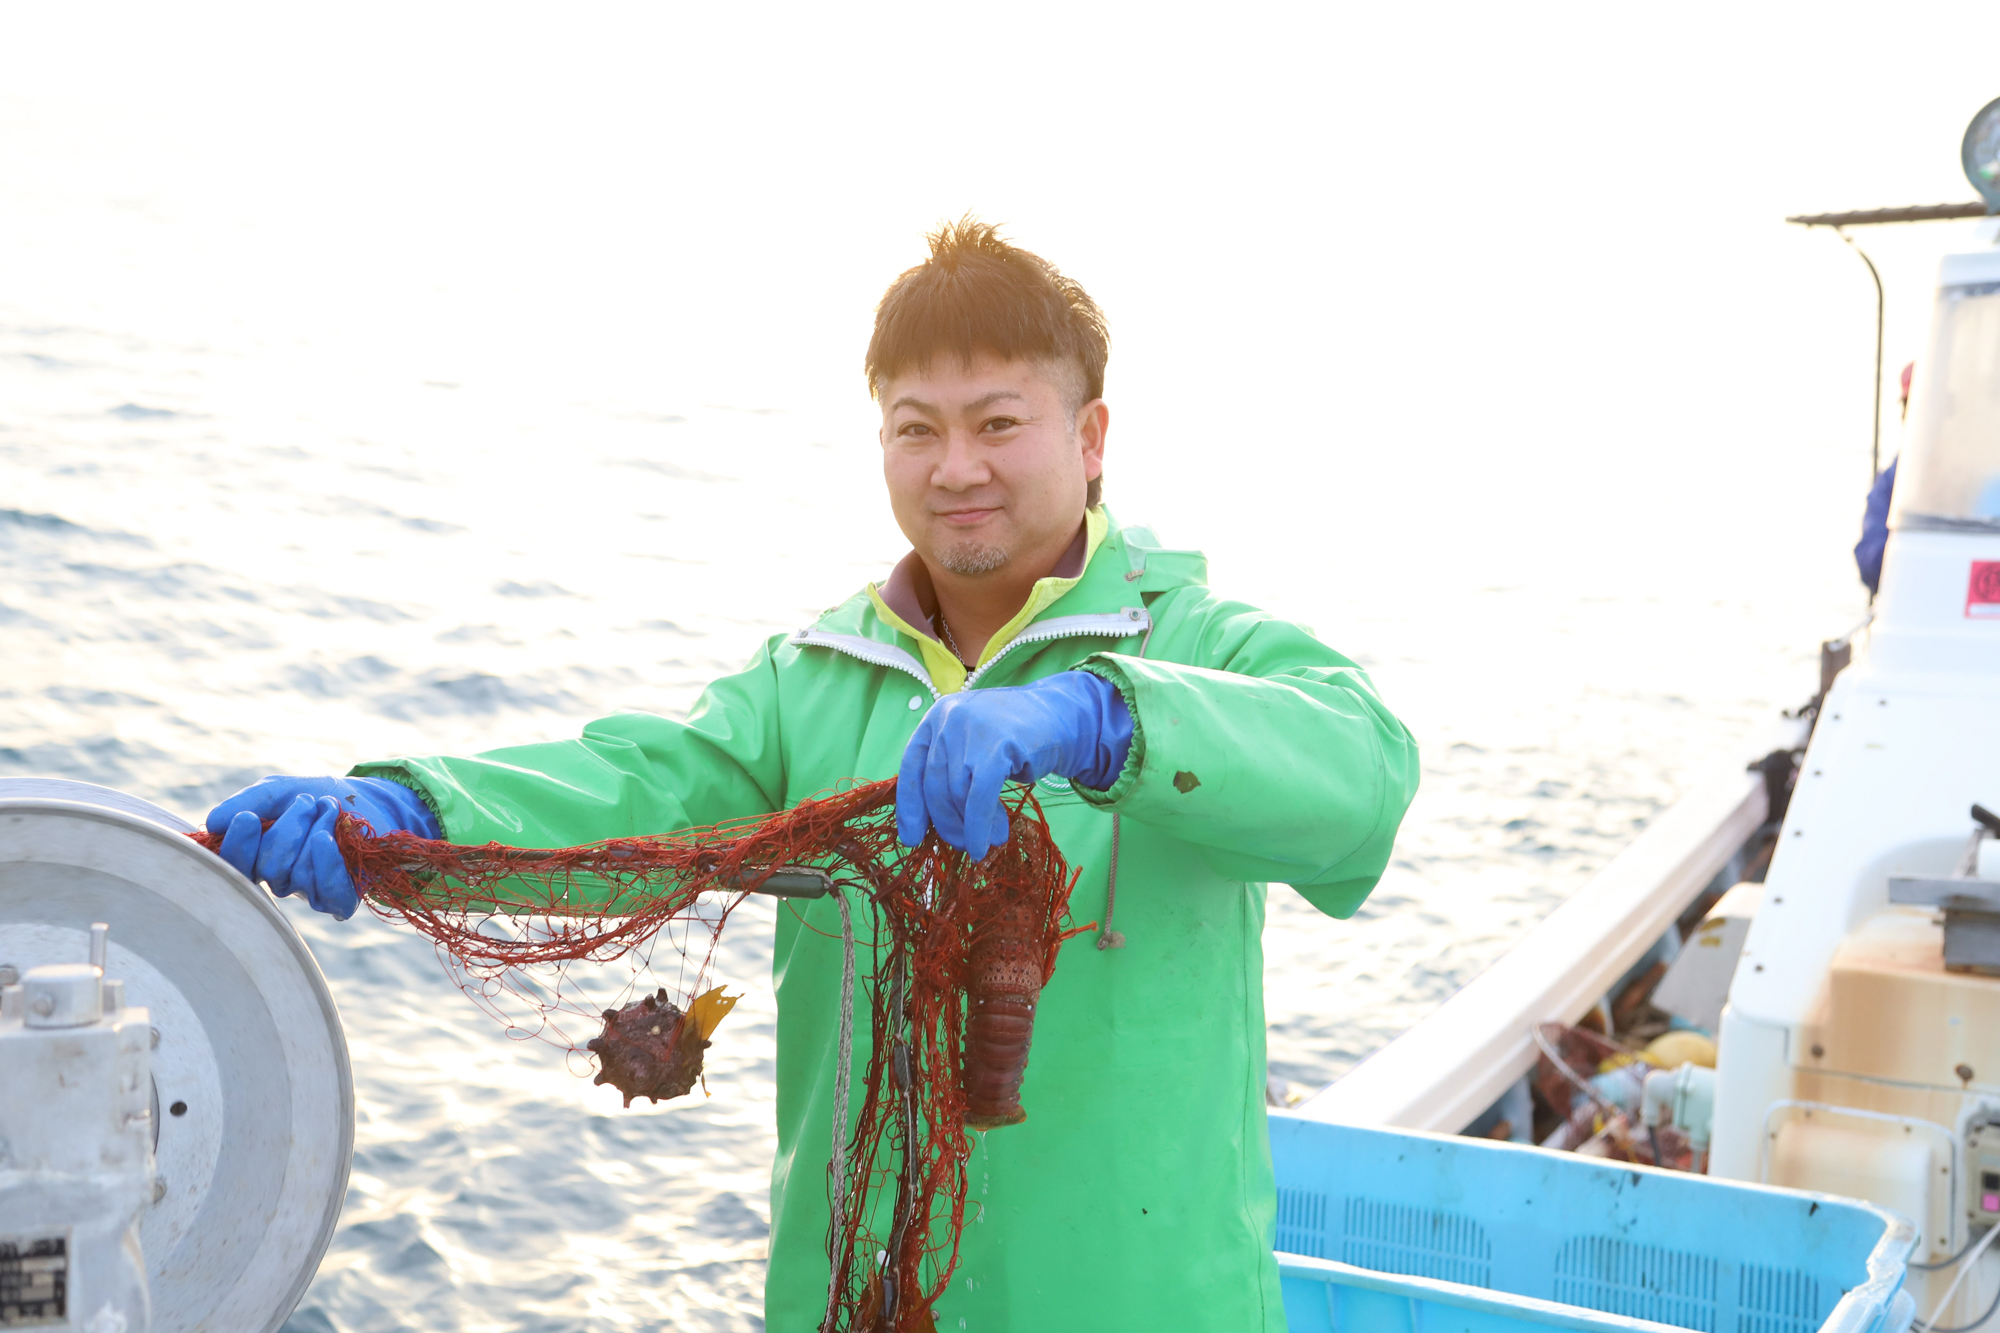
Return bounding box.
[585,984,738,1107]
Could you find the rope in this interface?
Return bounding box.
[1924,1221,2000,1332]
[1530,1024,1622,1121]
[821,886,857,1333]
[1921,1278,2000,1333]
[1915,1230,1992,1272]
[1921,1279,2000,1333]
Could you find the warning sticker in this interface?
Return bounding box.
[1969,562,2000,618]
[0,1235,67,1327]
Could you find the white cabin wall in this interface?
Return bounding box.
[1709,1007,1789,1180]
[1727,667,1988,1031]
[1871,530,2000,674]
[1714,522,2000,1189]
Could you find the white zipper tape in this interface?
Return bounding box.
[791,608,1150,697]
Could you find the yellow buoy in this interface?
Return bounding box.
[1643,1029,1717,1069]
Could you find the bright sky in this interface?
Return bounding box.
[2,3,1995,608]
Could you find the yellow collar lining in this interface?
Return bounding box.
[866,508,1108,694]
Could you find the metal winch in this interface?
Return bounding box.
[0,779,354,1332]
[1,924,156,1332]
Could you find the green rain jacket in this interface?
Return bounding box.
[353,509,1418,1331]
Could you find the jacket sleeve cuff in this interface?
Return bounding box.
[348,762,450,834]
[1071,660,1145,805]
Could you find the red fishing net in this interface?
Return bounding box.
[192,777,1085,1333]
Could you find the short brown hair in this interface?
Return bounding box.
[867,217,1110,507]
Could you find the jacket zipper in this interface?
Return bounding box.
[791,607,1151,697]
[788,629,941,699]
[962,607,1150,688]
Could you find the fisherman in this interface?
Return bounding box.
[206,219,1420,1331]
[1854,361,1915,595]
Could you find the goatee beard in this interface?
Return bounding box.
[935,541,1009,575]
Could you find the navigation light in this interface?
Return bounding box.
[1965,96,2000,213]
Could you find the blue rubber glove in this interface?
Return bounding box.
[897,671,1134,860]
[205,776,442,920]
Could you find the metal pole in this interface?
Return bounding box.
[1835,226,1887,481]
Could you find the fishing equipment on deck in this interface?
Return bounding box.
[190,776,1086,1333]
[1530,1022,1703,1169]
[1,777,353,1333]
[1270,1118,1917,1333]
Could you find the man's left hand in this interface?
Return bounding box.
[897,671,1134,859]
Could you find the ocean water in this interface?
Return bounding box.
[4,5,1997,1329]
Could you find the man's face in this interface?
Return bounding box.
[879,352,1106,581]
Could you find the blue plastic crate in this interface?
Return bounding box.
[1269,1117,1915,1333]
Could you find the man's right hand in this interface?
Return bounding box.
[205,776,442,920]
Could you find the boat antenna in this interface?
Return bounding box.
[1832,226,1886,482]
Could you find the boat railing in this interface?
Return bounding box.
[1295,761,1776,1134]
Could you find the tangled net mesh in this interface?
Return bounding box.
[193,776,1084,1333]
